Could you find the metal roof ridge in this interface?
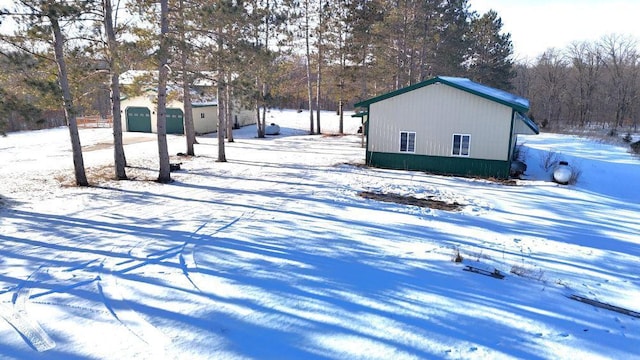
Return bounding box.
[354,76,530,113]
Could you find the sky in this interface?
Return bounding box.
[2,0,638,62]
[1,110,639,359]
[469,0,640,61]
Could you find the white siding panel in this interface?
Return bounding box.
[369,84,513,160]
[193,106,218,134]
[513,116,537,135]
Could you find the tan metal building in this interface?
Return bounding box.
[354,76,539,178]
[119,95,255,135]
[118,70,255,135]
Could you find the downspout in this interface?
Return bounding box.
[506,109,517,177]
[365,107,371,165]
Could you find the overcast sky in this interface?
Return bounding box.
[469,0,640,61]
[2,0,638,64]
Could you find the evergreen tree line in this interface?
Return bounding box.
[1,0,513,134]
[513,34,640,133]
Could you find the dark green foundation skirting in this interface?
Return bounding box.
[366,151,511,179]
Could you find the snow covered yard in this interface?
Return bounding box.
[0,110,639,359]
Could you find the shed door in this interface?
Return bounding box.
[126,107,152,133]
[166,108,184,134]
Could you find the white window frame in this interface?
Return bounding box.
[399,131,416,153]
[452,134,471,156]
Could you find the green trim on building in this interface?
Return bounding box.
[192,103,217,108]
[508,109,516,160]
[366,151,511,179]
[354,76,530,114]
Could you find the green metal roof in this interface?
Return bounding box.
[192,102,218,108]
[354,76,530,113]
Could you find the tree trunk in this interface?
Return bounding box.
[225,72,234,142]
[180,0,197,156]
[217,71,227,162]
[156,0,171,183]
[183,72,196,154]
[305,0,314,134]
[339,85,344,135]
[254,75,265,138]
[261,80,268,136]
[51,16,88,186]
[216,25,227,162]
[103,0,127,180]
[315,1,322,134]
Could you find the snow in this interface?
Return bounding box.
[1,109,639,359]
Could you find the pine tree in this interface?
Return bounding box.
[178,0,197,156]
[156,0,172,182]
[103,0,127,180]
[2,0,93,186]
[0,52,53,133]
[429,0,472,77]
[304,0,315,133]
[467,10,514,90]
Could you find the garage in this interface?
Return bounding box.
[166,108,184,134]
[126,107,152,133]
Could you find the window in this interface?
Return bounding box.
[200,113,205,118]
[452,134,470,156]
[400,131,416,153]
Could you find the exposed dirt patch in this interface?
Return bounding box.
[358,191,462,211]
[483,177,519,186]
[83,136,155,152]
[55,155,191,186]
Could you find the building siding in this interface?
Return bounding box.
[366,151,511,178]
[368,84,513,161]
[192,105,218,134]
[121,95,256,134]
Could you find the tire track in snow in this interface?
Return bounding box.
[0,300,56,352]
[94,203,258,353]
[179,212,254,293]
[95,239,181,359]
[0,268,56,352]
[178,219,235,292]
[97,271,175,359]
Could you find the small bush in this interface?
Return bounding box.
[512,143,527,162]
[622,132,633,143]
[608,129,617,137]
[568,165,582,185]
[510,265,545,281]
[542,151,559,171]
[453,247,463,263]
[631,140,640,154]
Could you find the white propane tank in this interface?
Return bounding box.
[553,161,572,184]
[265,123,280,135]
